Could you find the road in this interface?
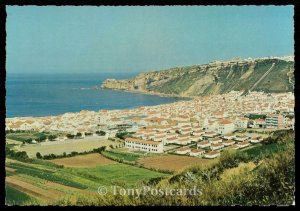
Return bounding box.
[248,63,275,93]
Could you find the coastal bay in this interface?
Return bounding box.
[6,73,187,117]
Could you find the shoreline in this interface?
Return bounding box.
[6,90,192,119]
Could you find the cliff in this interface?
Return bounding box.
[101,56,294,97]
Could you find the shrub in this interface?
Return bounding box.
[36,152,42,159]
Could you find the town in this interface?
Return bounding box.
[6,91,294,159]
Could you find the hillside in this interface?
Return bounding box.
[101,56,294,97]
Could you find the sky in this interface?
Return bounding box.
[6,6,294,74]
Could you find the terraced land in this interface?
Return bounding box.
[5,155,169,205]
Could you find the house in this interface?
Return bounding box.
[125,138,164,153]
[153,135,165,142]
[176,147,191,155]
[235,117,249,128]
[250,136,263,144]
[223,139,235,146]
[237,141,251,149]
[164,137,177,145]
[189,149,205,157]
[252,118,266,129]
[222,133,236,140]
[20,121,34,131]
[209,137,222,144]
[204,151,220,159]
[177,121,191,127]
[190,135,202,142]
[181,128,192,135]
[211,143,224,151]
[197,141,211,149]
[176,138,191,145]
[217,119,235,134]
[166,133,177,139]
[235,135,249,142]
[203,131,218,138]
[192,129,205,136]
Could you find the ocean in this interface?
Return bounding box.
[6,73,186,118]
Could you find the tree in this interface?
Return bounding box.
[96,130,106,136]
[38,134,47,141]
[66,134,75,139]
[48,135,57,141]
[36,152,42,159]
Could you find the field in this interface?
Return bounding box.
[6,132,50,142]
[6,138,23,145]
[15,137,121,158]
[102,148,143,162]
[138,154,218,172]
[5,185,35,205]
[5,155,169,205]
[50,153,116,168]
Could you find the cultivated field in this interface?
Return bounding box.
[5,155,169,205]
[50,153,116,168]
[138,154,218,172]
[17,137,121,158]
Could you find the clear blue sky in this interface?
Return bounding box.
[6,6,294,74]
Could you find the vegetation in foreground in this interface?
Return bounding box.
[5,130,295,205]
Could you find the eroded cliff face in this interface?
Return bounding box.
[101,57,294,97]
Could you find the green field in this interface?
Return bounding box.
[6,132,48,142]
[102,150,142,162]
[5,185,34,205]
[5,155,169,204]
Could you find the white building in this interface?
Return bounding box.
[125,138,164,153]
[237,142,251,149]
[176,147,191,155]
[211,143,224,151]
[209,137,222,144]
[197,141,211,149]
[189,149,205,157]
[250,136,263,144]
[223,139,235,146]
[223,133,236,140]
[217,119,235,134]
[235,118,248,128]
[235,135,249,142]
[204,151,220,159]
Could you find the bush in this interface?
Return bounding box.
[115,132,133,140]
[36,152,42,159]
[66,134,75,139]
[96,131,106,136]
[48,135,57,141]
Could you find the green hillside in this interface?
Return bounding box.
[102,57,294,97]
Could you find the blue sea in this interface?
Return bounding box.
[6,73,186,118]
